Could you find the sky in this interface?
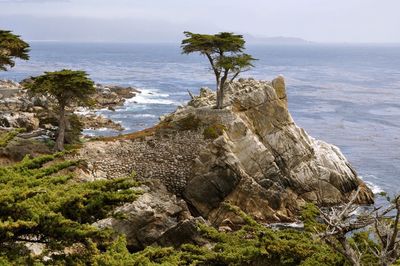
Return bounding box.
[0,0,399,43]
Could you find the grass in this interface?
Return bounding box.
[0,128,25,148]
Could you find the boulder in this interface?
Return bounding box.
[93,180,192,250]
[109,86,140,99]
[78,114,124,131]
[272,75,287,107]
[156,217,208,247]
[0,112,40,131]
[93,84,141,108]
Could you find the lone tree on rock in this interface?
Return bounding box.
[181,31,256,109]
[0,30,30,71]
[26,70,95,151]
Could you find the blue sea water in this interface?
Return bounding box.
[1,42,400,196]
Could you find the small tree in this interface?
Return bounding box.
[26,70,95,151]
[181,32,256,109]
[0,30,30,71]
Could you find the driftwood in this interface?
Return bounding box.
[317,189,400,266]
[187,89,195,100]
[17,129,50,139]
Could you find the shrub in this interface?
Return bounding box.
[203,124,226,139]
[175,114,202,131]
[93,203,343,266]
[0,128,25,147]
[0,153,140,264]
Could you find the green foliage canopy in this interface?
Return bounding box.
[181,32,256,108]
[0,30,30,71]
[26,69,95,108]
[0,153,140,264]
[25,70,96,150]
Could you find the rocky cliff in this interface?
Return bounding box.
[178,76,374,224]
[76,76,373,239]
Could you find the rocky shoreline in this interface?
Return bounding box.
[0,75,376,252]
[0,79,141,135]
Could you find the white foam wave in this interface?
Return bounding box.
[85,128,114,132]
[75,107,92,115]
[96,128,111,132]
[359,174,384,194]
[364,181,384,194]
[129,96,175,105]
[130,114,157,118]
[127,88,179,105]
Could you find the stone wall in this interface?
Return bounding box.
[73,131,209,195]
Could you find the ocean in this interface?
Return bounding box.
[1,42,399,196]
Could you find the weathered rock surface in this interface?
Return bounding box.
[93,84,140,108]
[0,112,40,131]
[75,76,373,228]
[94,180,195,250]
[78,113,124,131]
[179,77,373,225]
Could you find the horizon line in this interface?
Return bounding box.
[26,39,400,46]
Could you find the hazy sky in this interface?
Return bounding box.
[0,0,399,43]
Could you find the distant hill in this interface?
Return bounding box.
[244,35,313,45]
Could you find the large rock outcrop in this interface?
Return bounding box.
[171,76,373,224]
[75,76,373,227]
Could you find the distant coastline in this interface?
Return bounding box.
[24,39,400,47]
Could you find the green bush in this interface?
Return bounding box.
[175,114,202,131]
[203,124,226,139]
[91,209,344,266]
[0,128,25,147]
[0,153,140,264]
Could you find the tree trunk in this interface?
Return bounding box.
[217,71,228,109]
[215,74,222,109]
[55,105,66,151]
[216,88,224,109]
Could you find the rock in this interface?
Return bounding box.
[0,136,51,161]
[0,80,140,134]
[0,79,22,91]
[78,114,124,131]
[93,180,190,250]
[93,84,141,108]
[156,217,208,247]
[76,76,373,230]
[94,91,125,107]
[183,166,240,216]
[0,112,40,131]
[188,87,216,108]
[109,86,140,98]
[272,75,287,107]
[180,77,374,225]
